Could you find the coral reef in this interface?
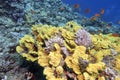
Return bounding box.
[0,0,84,79]
[0,0,83,25]
[81,17,120,35]
[0,0,120,79]
[17,21,120,80]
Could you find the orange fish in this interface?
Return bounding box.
[73,4,80,9]
[111,33,119,37]
[100,9,105,14]
[95,13,101,17]
[84,8,90,13]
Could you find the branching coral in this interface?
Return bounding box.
[16,21,120,80]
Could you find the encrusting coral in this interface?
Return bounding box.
[16,21,120,80]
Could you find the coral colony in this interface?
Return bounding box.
[16,21,120,80]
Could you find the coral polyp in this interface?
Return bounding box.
[16,21,120,80]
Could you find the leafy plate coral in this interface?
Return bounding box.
[16,21,120,80]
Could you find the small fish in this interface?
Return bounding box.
[73,4,80,9]
[100,9,105,14]
[94,13,101,17]
[84,8,90,14]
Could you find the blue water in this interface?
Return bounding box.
[62,0,120,25]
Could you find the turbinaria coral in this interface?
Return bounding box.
[16,21,120,80]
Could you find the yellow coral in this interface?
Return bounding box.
[48,51,62,67]
[16,21,120,80]
[38,52,49,67]
[86,62,105,74]
[16,46,24,53]
[56,66,64,75]
[94,49,111,62]
[92,33,120,52]
[54,43,61,53]
[44,67,66,80]
[65,56,74,68]
[65,56,81,74]
[83,72,90,80]
[22,52,38,61]
[19,35,34,44]
[92,34,111,49]
[47,44,63,67]
[114,58,120,71]
[115,77,120,80]
[65,21,82,32]
[44,67,55,80]
[18,35,35,52]
[98,76,105,80]
[83,72,95,80]
[77,74,84,80]
[73,46,88,60]
[72,64,81,74]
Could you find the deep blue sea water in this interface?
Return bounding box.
[62,0,120,25]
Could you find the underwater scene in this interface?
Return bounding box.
[63,0,120,25]
[0,0,120,80]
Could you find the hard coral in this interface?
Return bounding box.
[45,36,64,52]
[16,21,120,80]
[75,28,92,47]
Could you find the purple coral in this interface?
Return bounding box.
[45,36,69,56]
[44,36,64,52]
[104,67,118,80]
[45,36,64,48]
[75,28,92,47]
